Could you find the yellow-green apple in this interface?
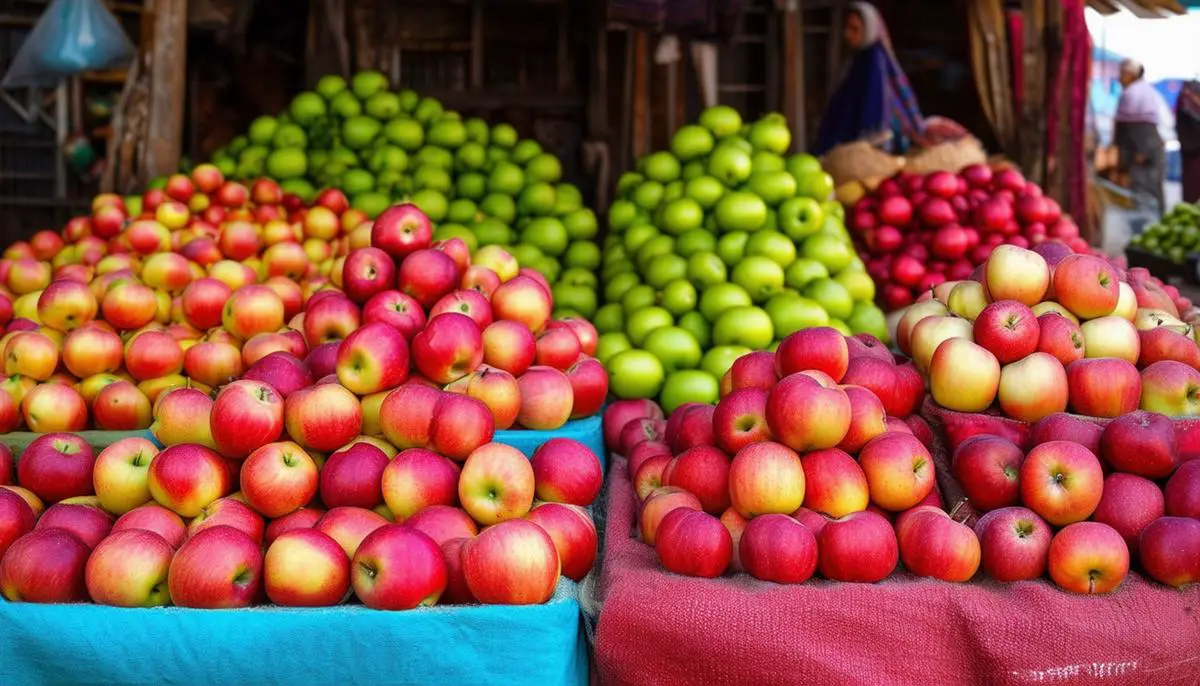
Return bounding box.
[428,392,495,460]
[379,383,441,449]
[380,448,460,521]
[264,507,324,545]
[342,247,395,304]
[529,438,603,507]
[654,508,732,579]
[1053,254,1120,320]
[147,443,229,517]
[1165,460,1200,518]
[34,502,112,548]
[1019,440,1103,526]
[371,203,432,259]
[1036,312,1085,366]
[997,352,1069,423]
[264,528,350,607]
[61,327,123,378]
[639,486,702,545]
[462,265,501,299]
[18,432,94,503]
[729,351,779,392]
[432,290,494,330]
[910,315,975,373]
[1100,410,1178,478]
[84,529,173,607]
[1140,360,1200,416]
[222,285,285,340]
[474,245,520,281]
[765,374,851,451]
[951,435,1022,511]
[1138,516,1200,587]
[533,326,581,371]
[1066,358,1142,417]
[457,443,535,525]
[463,518,559,603]
[664,446,731,514]
[240,441,318,518]
[728,441,806,517]
[712,388,771,454]
[151,387,218,449]
[1091,473,1164,555]
[984,245,1049,306]
[5,330,58,380]
[91,380,152,430]
[0,488,35,558]
[858,432,935,511]
[210,380,285,458]
[320,442,387,509]
[36,279,96,331]
[491,275,553,334]
[112,504,186,548]
[816,510,898,582]
[180,278,232,330]
[363,290,427,342]
[774,327,849,381]
[412,312,483,384]
[315,506,388,558]
[446,365,521,430]
[1139,326,1200,369]
[930,338,1001,412]
[168,525,262,608]
[481,319,537,376]
[603,398,666,450]
[737,513,817,583]
[0,528,91,602]
[396,249,459,309]
[93,437,158,514]
[1080,316,1140,364]
[516,365,574,430]
[406,505,478,547]
[187,496,264,543]
[799,448,868,518]
[897,509,980,582]
[837,385,888,453]
[1112,281,1137,320]
[242,351,313,399]
[973,506,1051,581]
[1047,521,1129,594]
[974,300,1039,365]
[947,280,987,320]
[100,282,158,331]
[526,502,597,582]
[351,524,447,609]
[896,300,948,355]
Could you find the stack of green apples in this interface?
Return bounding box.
[597,107,889,411]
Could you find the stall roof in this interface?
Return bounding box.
[1087,0,1192,17]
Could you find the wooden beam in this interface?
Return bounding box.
[631,32,650,160]
[144,0,187,179]
[471,0,484,89]
[780,0,806,151]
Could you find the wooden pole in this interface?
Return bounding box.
[144,0,187,179]
[780,0,806,151]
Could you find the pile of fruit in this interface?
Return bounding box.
[898,243,1200,421]
[598,107,888,411]
[204,71,600,318]
[1129,202,1200,265]
[847,166,1093,311]
[605,327,1199,592]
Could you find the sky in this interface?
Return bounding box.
[1086,8,1200,81]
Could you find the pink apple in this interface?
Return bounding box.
[603,398,665,451]
[897,509,980,582]
[530,438,602,507]
[1138,326,1200,369]
[320,443,388,509]
[712,388,771,454]
[1019,441,1104,526]
[242,351,314,399]
[0,488,36,559]
[379,384,443,449]
[209,380,285,458]
[264,528,350,607]
[974,300,1039,365]
[516,365,574,430]
[800,448,869,518]
[774,327,849,382]
[457,443,535,525]
[397,249,459,309]
[481,319,537,377]
[817,510,898,583]
[406,505,478,547]
[491,275,553,334]
[371,203,432,258]
[314,507,389,558]
[412,312,483,384]
[728,441,806,518]
[526,502,597,582]
[1091,473,1164,555]
[1036,312,1085,366]
[974,506,1052,581]
[765,374,851,452]
[1047,521,1129,594]
[1066,358,1141,418]
[265,507,325,546]
[302,294,362,349]
[335,322,410,395]
[240,441,319,518]
[463,518,559,603]
[167,525,262,608]
[362,290,427,341]
[85,529,174,607]
[858,432,935,511]
[35,503,113,548]
[0,528,91,603]
[654,508,732,579]
[837,385,888,453]
[111,504,186,548]
[341,247,396,304]
[639,487,702,545]
[284,383,363,453]
[380,448,461,521]
[565,357,607,420]
[1165,460,1200,518]
[737,513,818,583]
[350,524,447,609]
[431,289,494,330]
[665,446,731,515]
[1139,517,1200,587]
[187,496,264,543]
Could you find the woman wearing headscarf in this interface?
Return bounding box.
[814,2,945,155]
[1114,58,1165,222]
[1178,79,1200,203]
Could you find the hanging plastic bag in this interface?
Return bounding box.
[2,0,136,88]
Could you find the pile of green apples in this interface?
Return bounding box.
[597,107,889,411]
[1130,202,1200,265]
[204,71,601,319]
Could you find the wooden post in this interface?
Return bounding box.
[780,0,806,151]
[144,0,187,179]
[631,32,650,161]
[471,0,484,89]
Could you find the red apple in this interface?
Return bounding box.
[974,300,1039,364]
[974,506,1052,582]
[0,528,91,603]
[737,513,817,583]
[654,508,732,578]
[341,247,396,304]
[432,289,494,330]
[240,441,319,519]
[168,525,262,608]
[1053,254,1119,320]
[516,365,574,431]
[18,433,94,504]
[639,487,702,545]
[111,504,186,548]
[1066,358,1141,418]
[774,327,849,382]
[1139,517,1200,587]
[85,529,174,607]
[1047,522,1129,594]
[351,524,447,609]
[284,383,363,453]
[0,488,35,559]
[817,510,898,583]
[799,448,868,518]
[952,435,1023,511]
[463,518,558,604]
[837,385,888,453]
[490,275,553,334]
[765,374,851,452]
[898,509,980,582]
[264,528,350,607]
[1165,460,1200,518]
[997,352,1069,423]
[380,448,460,521]
[372,203,432,259]
[406,506,478,547]
[1036,313,1085,366]
[209,380,285,458]
[664,446,731,515]
[481,319,537,377]
[1100,410,1178,479]
[1019,441,1104,526]
[412,312,483,385]
[457,443,535,525]
[728,441,805,518]
[526,502,597,582]
[1091,473,1164,556]
[242,351,314,399]
[362,290,427,341]
[712,388,771,454]
[320,443,389,509]
[314,507,389,559]
[530,438,603,507]
[336,322,410,395]
[858,432,935,511]
[428,391,495,460]
[35,503,113,549]
[397,249,459,309]
[565,357,607,420]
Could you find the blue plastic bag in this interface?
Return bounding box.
[1,0,135,88]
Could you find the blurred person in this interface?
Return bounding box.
[1178,79,1200,203]
[1114,58,1166,226]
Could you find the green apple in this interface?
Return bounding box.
[828,319,852,336]
[796,170,835,201]
[596,332,633,364]
[660,197,704,236]
[748,114,791,154]
[607,349,667,399]
[744,230,797,268]
[676,228,717,257]
[561,208,598,241]
[713,306,774,349]
[559,268,597,289]
[608,199,640,232]
[526,153,563,184]
[686,251,728,288]
[552,284,597,318]
[671,125,715,161]
[518,182,557,215]
[803,278,855,321]
[594,304,625,334]
[784,257,830,290]
[632,181,665,211]
[777,197,824,241]
[604,272,641,304]
[623,224,659,254]
[488,162,526,195]
[716,232,749,266]
[602,258,635,281]
[660,280,698,317]
[678,311,712,349]
[643,151,682,183]
[835,270,876,302]
[643,326,703,373]
[645,253,688,289]
[786,153,822,180]
[681,161,706,181]
[707,144,752,186]
[751,151,786,173]
[847,301,890,342]
[511,139,543,165]
[714,191,767,233]
[731,256,785,303]
[746,170,797,206]
[554,184,584,214]
[660,370,720,413]
[480,193,517,223]
[801,233,854,273]
[621,284,657,314]
[626,306,674,347]
[766,293,830,337]
[822,200,845,222]
[701,345,752,379]
[699,105,743,138]
[699,282,752,322]
[491,123,518,148]
[635,235,676,271]
[617,173,644,196]
[684,175,726,209]
[662,181,684,203]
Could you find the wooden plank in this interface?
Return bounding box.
[585,0,608,140]
[632,31,650,160]
[144,0,187,180]
[471,0,484,88]
[781,0,806,151]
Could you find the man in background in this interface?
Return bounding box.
[1114,58,1166,229]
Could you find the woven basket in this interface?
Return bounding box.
[904,136,988,176]
[821,141,904,189]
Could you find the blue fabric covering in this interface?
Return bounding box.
[0,580,587,686]
[814,42,924,155]
[495,413,606,470]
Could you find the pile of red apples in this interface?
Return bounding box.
[897,244,1200,422]
[849,166,1109,311]
[0,426,602,608]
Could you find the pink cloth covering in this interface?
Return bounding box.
[592,455,1200,686]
